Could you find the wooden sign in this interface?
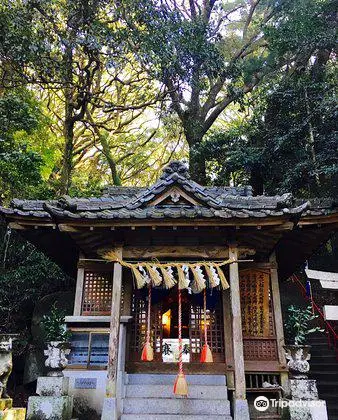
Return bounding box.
[239,269,270,337]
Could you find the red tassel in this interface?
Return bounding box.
[173,372,188,396]
[141,342,154,361]
[141,285,153,361]
[200,289,213,363]
[200,343,213,363]
[173,288,188,397]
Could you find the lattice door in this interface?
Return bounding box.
[189,296,225,362]
[240,269,278,361]
[129,290,163,361]
[81,271,113,315]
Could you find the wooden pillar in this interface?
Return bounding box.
[229,245,249,420]
[270,252,289,390]
[270,252,286,365]
[222,289,234,386]
[229,245,246,399]
[106,247,123,398]
[121,272,133,317]
[73,267,84,316]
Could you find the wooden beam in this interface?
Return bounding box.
[121,245,255,259]
[8,222,27,230]
[269,252,287,368]
[9,222,56,230]
[52,217,293,228]
[73,267,85,316]
[298,216,338,226]
[222,289,234,369]
[229,245,246,400]
[240,262,277,270]
[58,224,81,232]
[106,246,123,398]
[149,186,199,206]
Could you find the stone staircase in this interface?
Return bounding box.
[308,333,338,420]
[120,374,232,419]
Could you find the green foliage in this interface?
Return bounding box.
[201,0,337,197]
[265,0,336,56]
[202,63,337,197]
[0,222,71,347]
[0,90,56,203]
[41,303,71,342]
[285,305,323,345]
[117,0,224,84]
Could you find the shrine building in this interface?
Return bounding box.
[1,161,337,420]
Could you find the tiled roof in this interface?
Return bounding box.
[0,161,336,222]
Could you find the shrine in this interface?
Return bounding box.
[1,161,337,420]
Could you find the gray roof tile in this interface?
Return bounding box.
[1,161,336,223]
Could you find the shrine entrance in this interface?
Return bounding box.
[127,286,225,371]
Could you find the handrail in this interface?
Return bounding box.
[290,273,338,359]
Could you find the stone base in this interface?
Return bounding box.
[233,398,250,420]
[289,401,328,420]
[101,397,118,420]
[0,408,26,420]
[37,376,70,397]
[288,379,328,420]
[26,395,73,420]
[290,379,319,400]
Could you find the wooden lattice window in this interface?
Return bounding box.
[81,271,113,315]
[189,297,225,362]
[129,290,163,361]
[129,288,224,363]
[240,269,278,361]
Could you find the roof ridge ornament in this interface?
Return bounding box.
[160,161,190,180]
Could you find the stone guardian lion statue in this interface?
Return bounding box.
[0,336,13,399]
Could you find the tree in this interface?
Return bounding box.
[113,0,276,182]
[200,0,337,197]
[0,0,115,193]
[0,0,185,192]
[0,90,49,203]
[116,0,336,183]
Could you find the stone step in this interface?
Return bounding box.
[309,343,334,349]
[313,381,337,392]
[121,415,232,420]
[318,393,338,401]
[310,371,338,378]
[123,397,231,415]
[310,352,337,360]
[125,384,228,399]
[126,374,226,386]
[310,362,338,368]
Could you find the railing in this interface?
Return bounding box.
[245,373,281,390]
[290,274,338,360]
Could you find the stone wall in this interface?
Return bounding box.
[63,370,107,420]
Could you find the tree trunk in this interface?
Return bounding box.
[100,135,121,186]
[184,123,207,184]
[250,168,264,195]
[60,116,74,195]
[59,43,74,195]
[189,146,207,184]
[304,87,320,188]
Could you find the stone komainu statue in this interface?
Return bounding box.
[0,336,13,399]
